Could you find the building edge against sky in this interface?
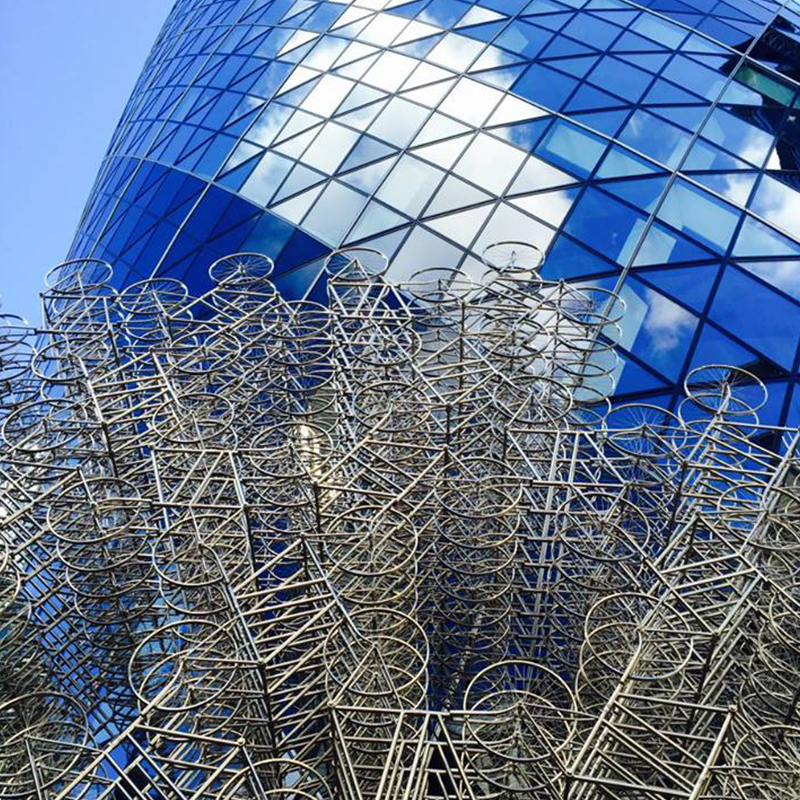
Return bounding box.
[67,0,800,427]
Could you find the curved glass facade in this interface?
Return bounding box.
[69,0,800,423]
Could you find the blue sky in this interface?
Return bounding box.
[1,0,175,324]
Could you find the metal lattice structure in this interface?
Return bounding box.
[0,244,799,799]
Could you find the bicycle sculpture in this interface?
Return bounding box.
[0,243,797,798]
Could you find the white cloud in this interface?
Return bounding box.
[642,289,695,354]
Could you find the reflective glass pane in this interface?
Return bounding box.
[496,20,552,58]
[749,175,800,239]
[733,216,800,257]
[657,180,740,253]
[699,108,774,166]
[513,64,578,111]
[303,123,359,173]
[563,13,622,49]
[536,120,606,177]
[426,33,485,71]
[510,188,578,226]
[617,279,698,379]
[474,203,555,255]
[389,226,464,281]
[376,155,445,216]
[439,78,504,126]
[301,182,367,245]
[618,110,692,169]
[564,187,646,264]
[597,146,661,179]
[454,133,526,194]
[684,139,753,172]
[240,151,292,205]
[588,56,652,102]
[300,74,353,117]
[662,55,726,102]
[363,51,417,92]
[369,97,430,147]
[603,177,667,213]
[739,260,800,301]
[359,13,408,47]
[710,266,800,368]
[630,13,687,48]
[691,172,756,207]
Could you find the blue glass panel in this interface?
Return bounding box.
[513,64,578,110]
[618,110,692,169]
[553,55,601,78]
[643,77,703,105]
[570,108,628,137]
[566,84,623,111]
[689,322,764,372]
[683,141,755,177]
[194,133,237,178]
[657,180,740,253]
[751,381,786,428]
[496,20,553,57]
[421,0,469,28]
[208,194,258,240]
[662,54,726,101]
[377,155,445,216]
[630,12,687,48]
[597,147,661,178]
[536,120,606,177]
[710,266,800,368]
[699,107,774,166]
[274,164,326,203]
[637,264,719,313]
[339,157,397,194]
[564,187,646,264]
[477,64,527,89]
[389,1,428,20]
[749,175,800,239]
[619,51,670,72]
[348,202,409,241]
[459,20,508,42]
[588,56,652,102]
[492,0,534,12]
[733,216,800,258]
[614,355,669,394]
[164,175,207,223]
[525,8,571,27]
[737,260,800,302]
[632,220,715,266]
[541,35,595,58]
[562,12,622,49]
[342,136,398,172]
[603,176,668,213]
[275,229,329,272]
[489,118,552,150]
[783,384,800,429]
[304,2,344,31]
[655,105,707,132]
[218,155,261,190]
[273,258,327,298]
[369,98,429,147]
[244,212,297,261]
[544,234,615,280]
[618,277,698,379]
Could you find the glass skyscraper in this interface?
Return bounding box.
[69,0,800,424]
